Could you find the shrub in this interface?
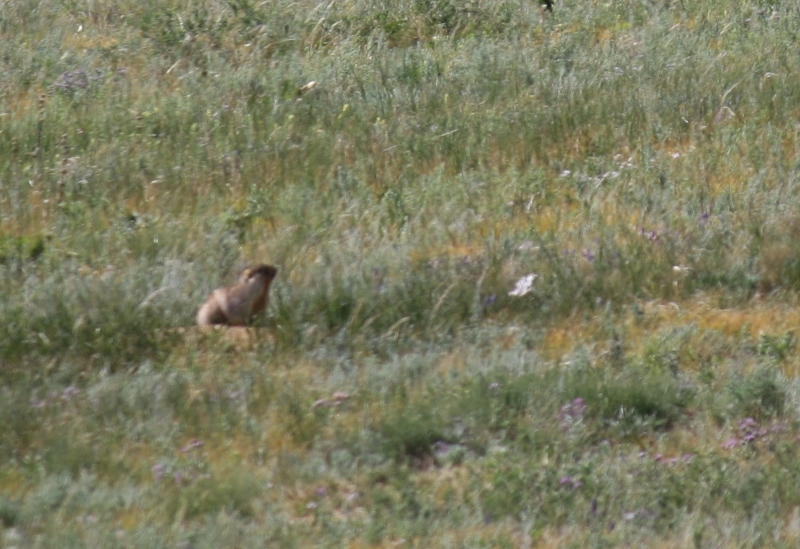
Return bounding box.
[726,366,786,421]
[165,465,261,520]
[378,402,445,464]
[561,363,693,435]
[0,494,20,528]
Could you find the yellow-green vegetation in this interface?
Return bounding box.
[5,0,800,546]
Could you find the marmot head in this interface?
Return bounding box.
[241,264,277,284]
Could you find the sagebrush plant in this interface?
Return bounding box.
[5,0,800,546]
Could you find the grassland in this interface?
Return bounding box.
[3,0,800,546]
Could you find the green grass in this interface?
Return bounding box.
[5,0,800,546]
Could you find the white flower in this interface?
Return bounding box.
[509,274,538,297]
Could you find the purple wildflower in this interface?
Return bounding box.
[651,452,691,466]
[770,422,786,433]
[738,417,767,443]
[61,385,80,401]
[180,439,204,453]
[738,417,757,429]
[152,463,166,481]
[558,398,587,430]
[721,438,739,450]
[434,441,451,456]
[52,69,105,95]
[53,69,89,92]
[559,476,583,489]
[639,228,659,241]
[227,389,244,400]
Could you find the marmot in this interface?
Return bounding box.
[196,264,277,326]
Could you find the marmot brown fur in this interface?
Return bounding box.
[196,264,277,326]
